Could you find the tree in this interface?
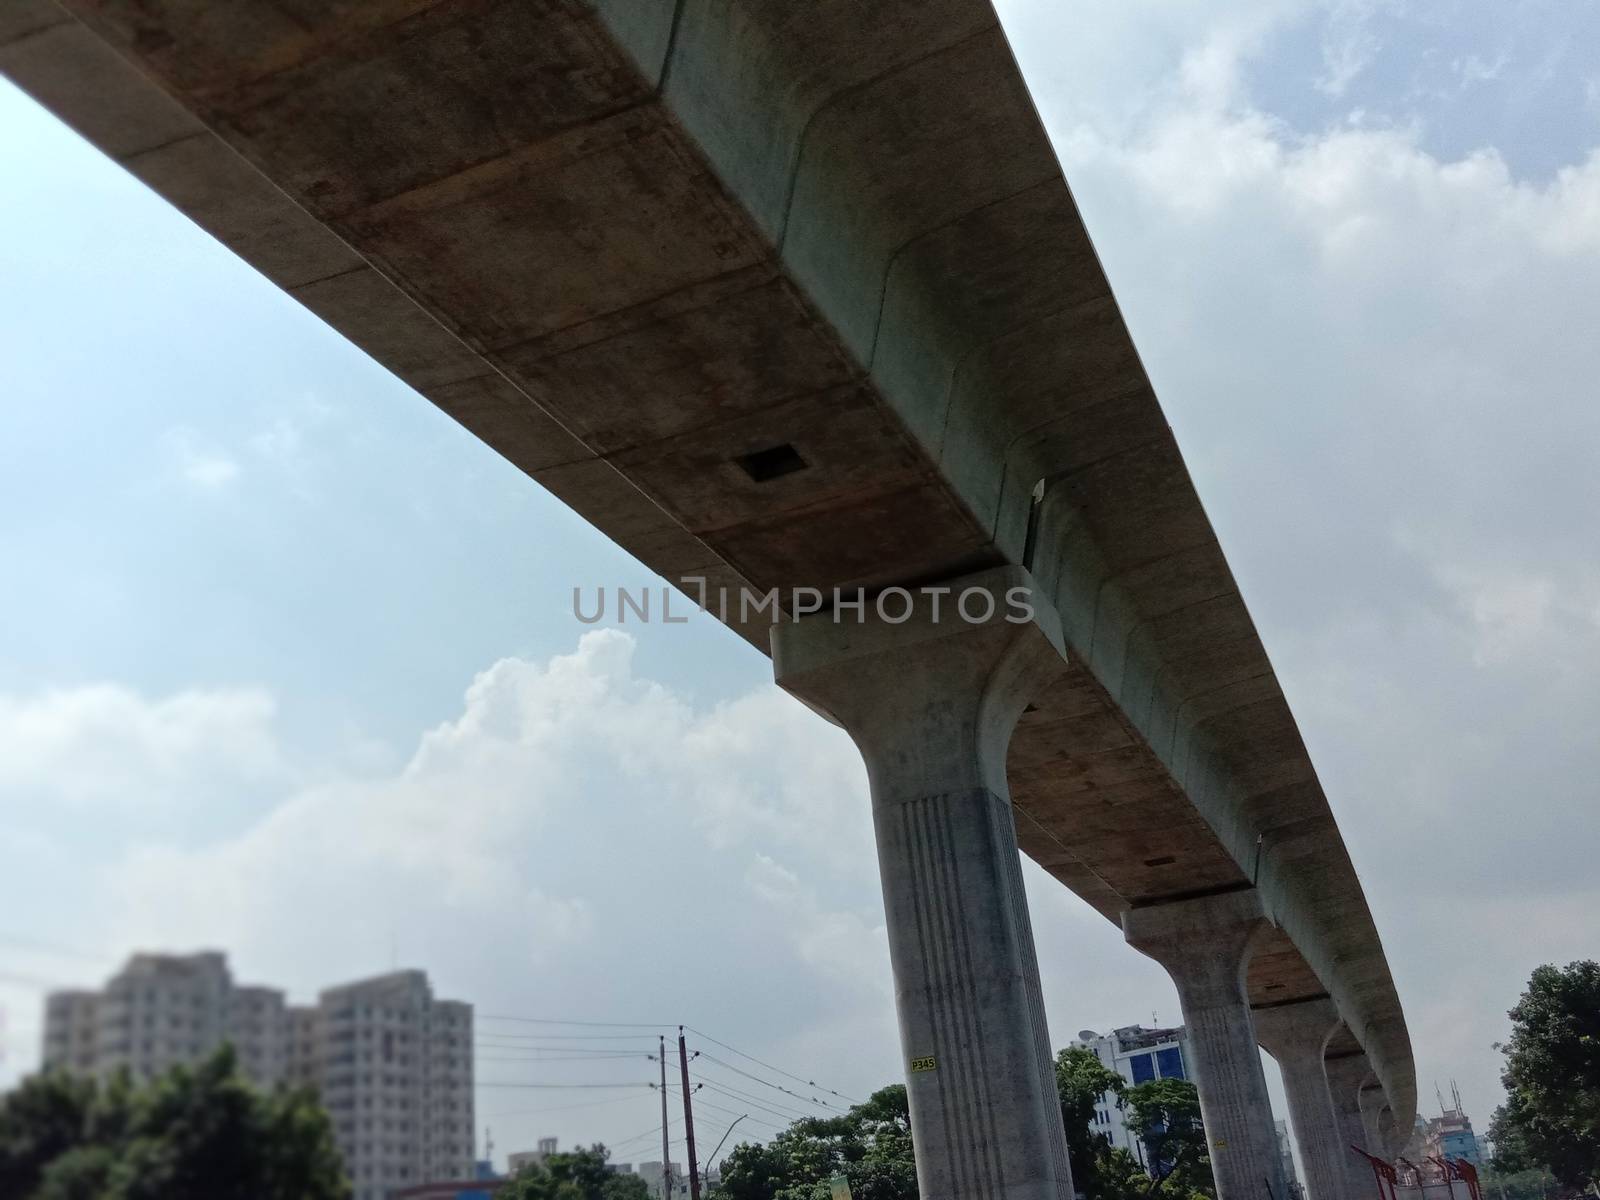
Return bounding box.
[603,1170,653,1200]
[502,1144,633,1200]
[1121,1078,1215,1200]
[0,1071,95,1199]
[1055,1045,1131,1200]
[1476,1164,1559,1200]
[713,1086,916,1200]
[1492,961,1600,1190]
[0,1046,348,1200]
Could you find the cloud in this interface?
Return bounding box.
[0,682,285,810]
[1317,0,1382,97]
[162,425,240,489]
[28,633,904,1147]
[0,632,1211,1151]
[999,0,1600,1129]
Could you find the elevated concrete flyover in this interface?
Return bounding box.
[0,1,1415,1195]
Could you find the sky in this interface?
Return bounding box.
[2,0,1598,1175]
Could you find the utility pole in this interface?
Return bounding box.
[679,1027,702,1200]
[660,1036,672,1200]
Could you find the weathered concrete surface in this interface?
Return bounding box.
[774,567,1074,1200]
[1255,998,1349,1200]
[1124,890,1288,1200]
[1359,1080,1387,1157]
[1325,1051,1378,1182]
[0,0,1413,1132]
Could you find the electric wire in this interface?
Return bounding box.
[483,1094,649,1121]
[695,1078,815,1125]
[692,1074,821,1121]
[683,1026,860,1104]
[481,1016,671,1029]
[693,1051,846,1112]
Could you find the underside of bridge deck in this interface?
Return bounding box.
[0,0,1414,1138]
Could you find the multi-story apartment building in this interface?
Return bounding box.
[320,970,476,1195]
[41,953,474,1200]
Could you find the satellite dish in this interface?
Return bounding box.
[1077,1030,1098,1042]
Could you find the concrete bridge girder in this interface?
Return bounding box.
[0,0,1416,1170]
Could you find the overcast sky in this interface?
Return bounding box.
[2,0,1597,1174]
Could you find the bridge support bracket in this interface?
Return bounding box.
[1123,890,1289,1200]
[1254,997,1353,1200]
[773,565,1074,1200]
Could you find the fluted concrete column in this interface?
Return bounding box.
[1122,890,1286,1200]
[1358,1082,1386,1159]
[774,565,1072,1200]
[1377,1109,1403,1160]
[1324,1052,1375,1195]
[1255,998,1347,1200]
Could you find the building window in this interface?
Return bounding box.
[1156,1047,1185,1080]
[1130,1053,1156,1084]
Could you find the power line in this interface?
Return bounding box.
[475,1032,663,1042]
[0,969,69,990]
[0,934,105,964]
[695,1079,815,1125]
[693,1075,815,1122]
[481,1016,670,1029]
[473,1049,649,1056]
[474,1045,652,1056]
[683,1027,860,1104]
[608,1111,682,1154]
[482,1094,649,1121]
[475,1055,655,1065]
[477,1082,655,1091]
[694,1051,846,1112]
[692,1097,786,1135]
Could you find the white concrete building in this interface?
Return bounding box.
[319,970,476,1198]
[636,1160,690,1200]
[508,1136,561,1175]
[42,952,299,1087]
[1073,1025,1193,1164]
[41,953,473,1200]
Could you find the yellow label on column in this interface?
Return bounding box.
[909,1055,937,1072]
[830,1176,852,1200]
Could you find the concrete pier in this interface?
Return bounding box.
[773,565,1073,1200]
[1358,1080,1386,1156]
[1123,890,1287,1200]
[1255,998,1348,1200]
[1324,1052,1376,1169]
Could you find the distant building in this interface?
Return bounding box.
[41,952,308,1087]
[1073,1026,1191,1165]
[509,1136,561,1175]
[1423,1101,1482,1165]
[637,1160,693,1200]
[1275,1119,1304,1198]
[40,952,474,1200]
[396,1160,506,1200]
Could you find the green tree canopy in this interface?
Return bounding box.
[1476,1164,1559,1200]
[1122,1078,1215,1200]
[0,1046,347,1200]
[1055,1045,1129,1200]
[712,1086,916,1200]
[1490,961,1600,1189]
[501,1144,653,1200]
[707,1057,1217,1200]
